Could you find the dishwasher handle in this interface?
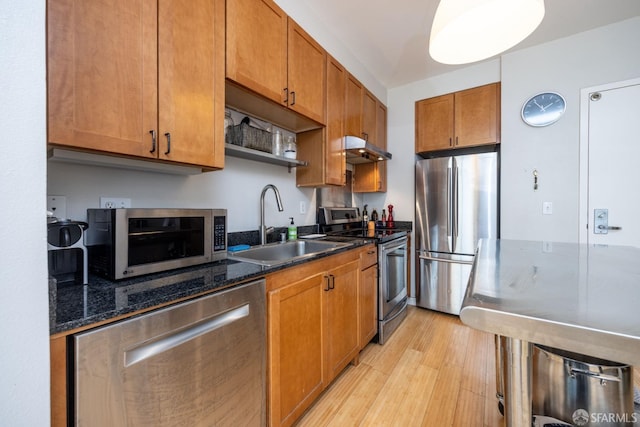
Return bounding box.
[124,303,250,367]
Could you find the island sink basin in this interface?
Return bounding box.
[228,239,353,266]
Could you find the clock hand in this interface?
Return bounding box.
[533,99,545,111]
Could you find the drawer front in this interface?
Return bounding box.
[359,245,377,269]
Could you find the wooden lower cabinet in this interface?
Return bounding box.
[358,244,378,349]
[267,250,360,427]
[50,335,68,427]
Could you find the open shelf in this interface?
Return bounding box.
[224,143,308,172]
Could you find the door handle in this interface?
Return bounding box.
[597,225,622,231]
[593,208,621,234]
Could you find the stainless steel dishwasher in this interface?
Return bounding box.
[73,279,266,426]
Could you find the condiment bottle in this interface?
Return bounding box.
[381,209,387,228]
[362,204,369,227]
[387,204,394,228]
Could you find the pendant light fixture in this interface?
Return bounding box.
[429,0,545,65]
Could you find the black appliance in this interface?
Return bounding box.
[47,218,89,286]
[318,207,408,344]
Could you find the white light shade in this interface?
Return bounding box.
[429,0,545,65]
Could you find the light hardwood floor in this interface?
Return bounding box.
[296,305,640,427]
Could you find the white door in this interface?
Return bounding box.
[580,78,640,247]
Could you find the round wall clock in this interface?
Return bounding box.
[521,92,566,127]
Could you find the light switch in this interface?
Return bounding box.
[542,202,553,215]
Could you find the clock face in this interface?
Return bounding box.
[521,92,566,127]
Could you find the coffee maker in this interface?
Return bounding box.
[47,218,88,285]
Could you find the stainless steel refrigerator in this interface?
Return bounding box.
[415,151,498,315]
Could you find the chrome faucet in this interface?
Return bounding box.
[260,184,284,245]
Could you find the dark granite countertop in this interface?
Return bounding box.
[50,239,374,336]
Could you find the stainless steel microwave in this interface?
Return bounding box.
[85,208,227,280]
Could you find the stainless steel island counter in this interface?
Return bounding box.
[460,239,640,426]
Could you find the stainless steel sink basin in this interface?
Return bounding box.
[228,239,353,266]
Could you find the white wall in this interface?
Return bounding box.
[48,157,317,232]
[500,17,640,242]
[0,0,50,424]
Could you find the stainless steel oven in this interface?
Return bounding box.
[378,235,408,344]
[318,206,409,344]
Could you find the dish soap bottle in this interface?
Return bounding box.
[287,217,297,241]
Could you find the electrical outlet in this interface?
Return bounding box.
[47,195,67,219]
[299,201,306,214]
[542,201,553,215]
[100,197,131,209]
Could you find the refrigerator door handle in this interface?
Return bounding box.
[447,163,453,252]
[418,254,474,265]
[452,158,459,252]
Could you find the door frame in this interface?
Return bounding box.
[578,76,640,244]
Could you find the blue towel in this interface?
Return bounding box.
[228,244,250,252]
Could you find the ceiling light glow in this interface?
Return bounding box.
[429,0,545,65]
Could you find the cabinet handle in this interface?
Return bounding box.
[455,136,459,146]
[164,132,171,155]
[283,88,289,104]
[290,91,296,106]
[448,137,452,147]
[329,274,335,290]
[149,130,157,153]
[324,275,331,291]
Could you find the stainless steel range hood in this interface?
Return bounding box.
[344,136,392,164]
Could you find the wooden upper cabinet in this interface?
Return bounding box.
[415,93,455,152]
[287,20,326,124]
[296,55,345,187]
[226,0,287,105]
[47,0,158,159]
[454,83,500,148]
[47,0,225,169]
[157,0,225,167]
[361,90,378,145]
[226,0,326,125]
[344,73,363,137]
[353,98,387,193]
[415,82,500,153]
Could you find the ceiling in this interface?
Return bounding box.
[299,0,640,89]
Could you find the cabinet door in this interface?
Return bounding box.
[353,101,387,193]
[375,102,388,192]
[269,273,324,427]
[344,73,363,137]
[353,162,376,192]
[226,0,287,106]
[454,83,500,148]
[47,0,158,158]
[324,260,360,384]
[415,93,454,153]
[325,56,346,185]
[158,0,225,168]
[362,90,378,144]
[297,55,345,187]
[359,263,378,349]
[287,20,326,124]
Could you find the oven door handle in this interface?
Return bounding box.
[419,254,474,265]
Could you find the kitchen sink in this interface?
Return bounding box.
[228,239,354,267]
